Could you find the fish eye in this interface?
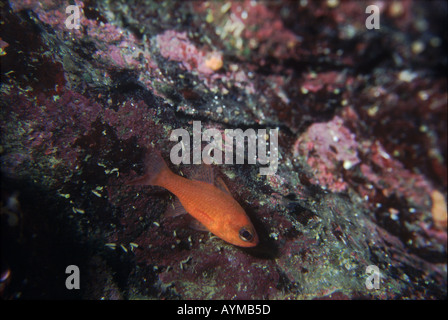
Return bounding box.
[239,227,253,242]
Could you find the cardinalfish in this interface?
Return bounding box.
[127,150,259,247]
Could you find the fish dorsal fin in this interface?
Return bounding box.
[189,165,214,185]
[215,177,232,195]
[189,218,209,232]
[164,197,188,218]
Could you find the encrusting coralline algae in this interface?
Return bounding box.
[0,0,446,300]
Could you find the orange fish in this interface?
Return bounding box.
[127,150,259,247]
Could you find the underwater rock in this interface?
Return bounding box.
[0,0,446,300]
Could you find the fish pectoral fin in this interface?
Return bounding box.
[189,165,215,185]
[164,197,188,218]
[189,218,209,232]
[214,177,232,195]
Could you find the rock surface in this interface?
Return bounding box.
[1,0,446,299]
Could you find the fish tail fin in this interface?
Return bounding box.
[127,149,171,187]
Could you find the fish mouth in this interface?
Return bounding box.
[237,240,258,248]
